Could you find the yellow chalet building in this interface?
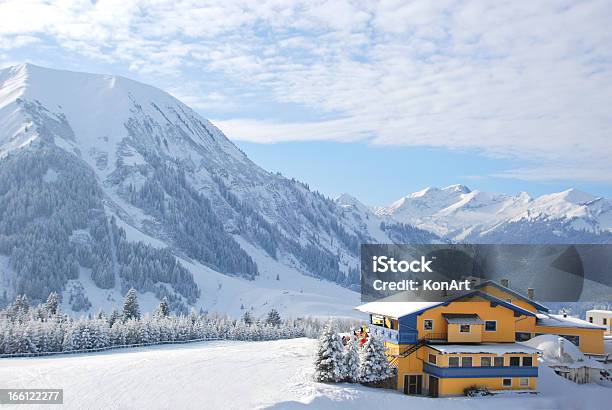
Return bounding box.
[356,280,606,397]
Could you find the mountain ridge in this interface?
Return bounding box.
[1,63,611,317]
[373,185,612,241]
[0,63,379,316]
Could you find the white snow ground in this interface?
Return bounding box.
[1,339,610,410]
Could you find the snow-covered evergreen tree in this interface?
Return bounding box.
[122,289,140,321]
[358,334,391,383]
[266,308,281,327]
[45,292,59,315]
[108,308,120,327]
[313,321,345,382]
[242,311,253,325]
[154,297,170,318]
[343,335,360,382]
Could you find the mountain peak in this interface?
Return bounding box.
[335,193,359,206]
[0,63,233,160]
[540,188,598,205]
[407,186,438,198]
[442,184,471,194]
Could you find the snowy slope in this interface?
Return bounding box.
[1,63,392,315]
[1,339,610,410]
[377,185,612,242]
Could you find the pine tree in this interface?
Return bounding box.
[313,321,345,382]
[242,311,253,325]
[266,308,281,327]
[122,289,140,321]
[343,335,360,382]
[358,334,391,383]
[108,308,120,327]
[45,292,60,315]
[154,297,170,318]
[96,309,107,321]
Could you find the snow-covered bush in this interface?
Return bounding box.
[314,321,345,382]
[464,385,491,397]
[359,334,392,383]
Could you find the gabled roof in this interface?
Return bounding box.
[355,290,536,319]
[443,313,484,325]
[475,280,550,312]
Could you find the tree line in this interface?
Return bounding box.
[0,290,341,356]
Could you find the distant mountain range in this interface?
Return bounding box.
[370,184,612,243]
[0,64,610,316]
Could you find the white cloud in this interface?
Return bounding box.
[0,0,611,181]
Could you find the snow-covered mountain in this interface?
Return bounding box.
[0,63,395,316]
[1,64,610,317]
[376,185,612,242]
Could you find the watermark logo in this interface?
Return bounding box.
[372,255,433,273]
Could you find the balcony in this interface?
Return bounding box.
[421,332,448,342]
[424,362,538,378]
[370,324,418,344]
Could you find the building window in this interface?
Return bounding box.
[503,378,512,387]
[448,357,459,367]
[460,324,470,333]
[461,357,472,367]
[522,356,533,366]
[494,357,504,366]
[515,332,532,342]
[428,354,437,365]
[604,318,608,325]
[559,334,580,347]
[480,357,491,366]
[520,378,529,387]
[509,357,521,366]
[485,320,497,331]
[424,320,434,331]
[588,316,593,323]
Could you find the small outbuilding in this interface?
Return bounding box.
[586,310,612,334]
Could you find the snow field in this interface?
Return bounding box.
[1,338,610,410]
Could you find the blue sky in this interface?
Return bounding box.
[1,1,611,204]
[237,140,612,205]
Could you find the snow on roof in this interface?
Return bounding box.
[520,334,604,369]
[536,313,606,330]
[586,309,612,314]
[356,289,536,319]
[355,301,442,318]
[442,313,484,325]
[429,343,540,355]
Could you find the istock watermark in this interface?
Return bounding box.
[360,244,612,302]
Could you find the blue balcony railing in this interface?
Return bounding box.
[369,324,418,344]
[424,362,538,378]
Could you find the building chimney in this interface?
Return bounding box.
[527,288,534,300]
[500,278,509,288]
